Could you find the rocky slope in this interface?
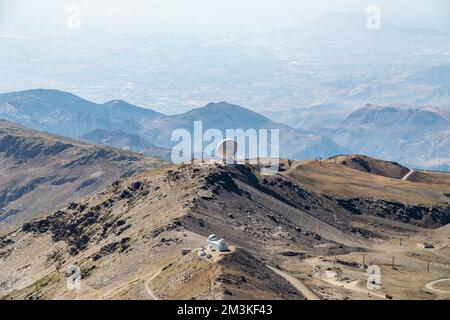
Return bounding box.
[0,156,449,300]
[0,120,164,231]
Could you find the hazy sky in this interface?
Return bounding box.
[0,0,448,112]
[1,0,449,33]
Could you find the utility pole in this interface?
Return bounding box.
[362,254,366,267]
[427,261,430,273]
[399,238,402,246]
[392,256,395,269]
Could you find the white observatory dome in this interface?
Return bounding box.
[216,139,238,164]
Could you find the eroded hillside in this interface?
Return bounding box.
[0,120,165,231]
[1,158,449,300]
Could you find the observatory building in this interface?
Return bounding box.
[206,234,229,252]
[216,139,238,165]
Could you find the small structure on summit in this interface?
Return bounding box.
[206,234,229,252]
[422,242,434,249]
[216,139,238,165]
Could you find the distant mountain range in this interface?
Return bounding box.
[0,89,348,161]
[269,101,450,171]
[267,103,355,131]
[321,104,450,170]
[1,89,449,171]
[80,129,171,161]
[0,90,162,138]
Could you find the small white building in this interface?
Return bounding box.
[423,242,434,249]
[206,234,229,252]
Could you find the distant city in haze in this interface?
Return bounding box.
[0,0,449,114]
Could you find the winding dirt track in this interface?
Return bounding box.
[267,266,319,300]
[144,269,163,300]
[402,169,415,181]
[321,277,387,299]
[425,278,450,294]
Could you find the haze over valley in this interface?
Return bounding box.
[1,0,449,301]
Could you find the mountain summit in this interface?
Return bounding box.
[0,90,347,160]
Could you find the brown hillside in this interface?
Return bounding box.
[327,154,410,179]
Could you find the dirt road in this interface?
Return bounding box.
[425,278,450,294]
[321,277,388,299]
[402,169,415,181]
[144,269,163,300]
[267,266,319,300]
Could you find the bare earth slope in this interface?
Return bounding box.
[0,120,164,231]
[328,154,410,179]
[0,157,449,300]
